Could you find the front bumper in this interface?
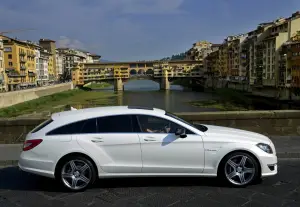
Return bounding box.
[260,154,278,177]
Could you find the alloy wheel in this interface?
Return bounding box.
[224,155,255,186]
[61,159,92,190]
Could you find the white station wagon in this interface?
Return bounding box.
[19,106,277,191]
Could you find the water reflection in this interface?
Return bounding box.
[100,80,184,91]
[93,80,219,112]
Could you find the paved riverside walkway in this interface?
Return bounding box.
[0,160,299,206]
[270,136,300,158]
[0,136,300,206]
[1,136,300,164]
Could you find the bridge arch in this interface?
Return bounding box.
[130,69,137,75]
[146,69,154,75]
[138,69,145,75]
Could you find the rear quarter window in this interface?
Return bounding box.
[31,119,53,133]
[46,118,97,135]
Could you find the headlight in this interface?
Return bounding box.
[256,143,273,154]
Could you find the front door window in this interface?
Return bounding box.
[136,115,194,134]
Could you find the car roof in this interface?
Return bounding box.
[51,106,166,121]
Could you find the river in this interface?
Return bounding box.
[94,80,220,112]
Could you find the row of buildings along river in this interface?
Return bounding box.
[186,11,300,99]
[0,36,101,92]
[1,11,300,101]
[71,11,300,100]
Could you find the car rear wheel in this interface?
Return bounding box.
[219,152,260,187]
[57,156,97,191]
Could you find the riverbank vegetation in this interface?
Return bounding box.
[0,89,117,118]
[85,82,111,89]
[189,88,253,111]
[189,88,285,111]
[171,80,250,110]
[190,100,247,111]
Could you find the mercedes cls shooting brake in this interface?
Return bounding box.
[19,106,277,191]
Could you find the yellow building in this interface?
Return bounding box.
[285,31,300,88]
[0,38,6,92]
[186,41,213,61]
[218,43,228,78]
[218,34,248,81]
[206,50,219,77]
[39,39,57,81]
[245,23,272,86]
[1,36,39,91]
[48,54,54,82]
[72,63,84,86]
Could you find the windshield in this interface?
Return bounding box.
[165,112,208,132]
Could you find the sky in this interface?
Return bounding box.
[0,0,299,61]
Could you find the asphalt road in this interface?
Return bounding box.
[0,160,300,207]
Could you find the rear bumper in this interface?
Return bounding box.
[18,152,55,179]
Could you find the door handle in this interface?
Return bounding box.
[92,137,103,139]
[144,139,156,142]
[91,140,103,143]
[91,137,103,143]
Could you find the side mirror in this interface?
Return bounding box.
[175,128,187,138]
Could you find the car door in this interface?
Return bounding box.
[76,115,142,174]
[136,115,205,174]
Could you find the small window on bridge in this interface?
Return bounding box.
[128,106,154,110]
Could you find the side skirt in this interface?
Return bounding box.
[98,173,217,178]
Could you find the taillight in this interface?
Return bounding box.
[23,139,43,151]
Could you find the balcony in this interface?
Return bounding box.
[20,59,26,63]
[7,71,21,77]
[28,72,36,77]
[5,68,16,73]
[27,53,36,57]
[20,66,26,70]
[19,51,26,56]
[8,78,21,84]
[256,44,266,50]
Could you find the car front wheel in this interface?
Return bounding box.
[57,156,97,191]
[219,152,260,187]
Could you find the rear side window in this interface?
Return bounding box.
[81,118,98,133]
[97,115,133,133]
[31,119,53,133]
[46,118,97,135]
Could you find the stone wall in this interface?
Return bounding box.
[176,110,300,136]
[0,110,300,144]
[0,118,44,144]
[0,83,73,108]
[205,77,300,101]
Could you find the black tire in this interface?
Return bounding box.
[218,151,260,187]
[56,155,97,192]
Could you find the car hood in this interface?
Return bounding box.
[201,124,271,144]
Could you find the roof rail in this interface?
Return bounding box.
[128,106,154,110]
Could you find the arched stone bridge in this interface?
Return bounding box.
[72,60,205,90]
